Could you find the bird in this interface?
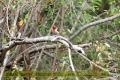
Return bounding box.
[51,25,59,35]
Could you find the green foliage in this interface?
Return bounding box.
[3,39,7,44]
[38,25,46,35]
[118,63,120,68]
[1,0,120,79]
[112,34,120,42]
[23,14,29,23]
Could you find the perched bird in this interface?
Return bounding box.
[52,25,59,35]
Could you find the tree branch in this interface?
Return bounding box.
[1,35,111,76]
[69,13,120,40]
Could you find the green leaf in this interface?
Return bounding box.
[12,5,16,9]
[16,77,20,80]
[25,14,29,19]
[19,67,23,71]
[58,44,62,48]
[98,53,103,60]
[118,63,120,68]
[3,39,7,44]
[38,25,46,35]
[67,29,71,33]
[61,0,64,5]
[94,1,101,6]
[117,35,120,40]
[112,35,117,40]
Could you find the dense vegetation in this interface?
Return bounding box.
[0,0,120,80]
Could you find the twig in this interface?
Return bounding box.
[49,9,61,35]
[51,8,62,70]
[70,0,87,33]
[68,48,79,80]
[10,5,20,37]
[51,8,61,70]
[0,50,10,79]
[21,2,36,37]
[59,5,65,33]
[51,42,58,71]
[6,0,11,37]
[34,8,60,71]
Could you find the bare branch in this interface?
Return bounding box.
[11,5,20,37]
[0,35,111,76]
[21,3,36,37]
[68,48,79,80]
[1,36,85,54]
[0,50,10,79]
[70,13,120,40]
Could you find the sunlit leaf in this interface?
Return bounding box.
[67,29,71,33]
[58,44,62,48]
[97,53,103,60]
[104,43,110,47]
[118,35,120,40]
[12,5,16,9]
[18,20,24,27]
[61,0,64,5]
[19,67,23,71]
[37,17,41,23]
[24,19,26,23]
[25,14,29,19]
[112,35,117,40]
[3,7,6,11]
